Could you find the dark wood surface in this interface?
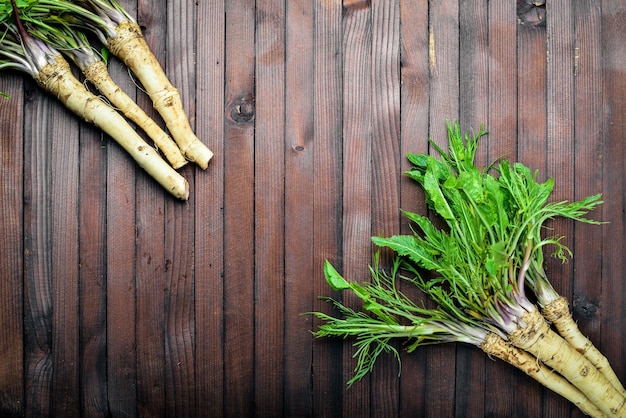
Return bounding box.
[1,1,624,417]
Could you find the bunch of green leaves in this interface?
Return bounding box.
[1,19,59,77]
[1,0,98,29]
[311,254,490,386]
[0,0,111,79]
[0,0,130,47]
[373,121,603,333]
[312,121,604,385]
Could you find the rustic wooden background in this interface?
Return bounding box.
[1,0,624,417]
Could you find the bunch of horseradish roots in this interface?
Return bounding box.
[311,122,625,417]
[1,0,212,200]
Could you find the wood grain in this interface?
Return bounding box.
[600,0,626,397]
[135,2,168,417]
[194,0,226,415]
[512,4,548,415]
[223,0,256,416]
[370,1,401,416]
[105,5,138,417]
[255,0,286,415]
[0,1,623,417]
[283,0,315,416]
[425,3,460,417]
[0,74,25,418]
[163,1,197,416]
[398,0,430,415]
[569,8,605,418]
[78,113,108,418]
[311,0,345,416]
[23,78,55,418]
[342,5,373,417]
[457,1,489,416]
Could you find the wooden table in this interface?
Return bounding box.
[1,1,624,417]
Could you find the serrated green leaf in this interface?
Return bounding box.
[407,152,429,170]
[373,235,442,272]
[404,169,425,185]
[323,261,350,291]
[456,170,483,203]
[424,158,455,220]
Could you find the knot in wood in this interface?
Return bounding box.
[517,0,546,27]
[573,294,599,319]
[228,97,255,124]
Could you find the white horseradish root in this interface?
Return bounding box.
[36,55,189,200]
[106,21,213,169]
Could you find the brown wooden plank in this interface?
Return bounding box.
[254,1,286,415]
[78,117,109,417]
[310,0,345,416]
[571,2,604,407]
[515,13,549,418]
[341,5,373,417]
[162,2,198,416]
[0,74,25,417]
[282,0,316,415]
[428,1,460,140]
[398,1,430,415]
[135,109,168,412]
[425,2,459,416]
[545,2,577,414]
[163,195,197,418]
[370,0,401,263]
[22,78,55,418]
[486,0,519,163]
[485,1,530,416]
[133,2,168,417]
[223,0,256,415]
[460,0,489,132]
[369,0,401,415]
[50,70,81,418]
[456,1,490,416]
[517,20,547,174]
[546,0,576,287]
[106,2,139,413]
[194,0,226,415]
[105,169,138,418]
[600,0,626,393]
